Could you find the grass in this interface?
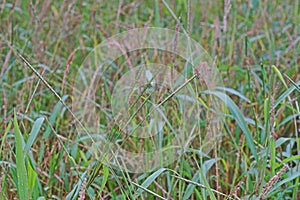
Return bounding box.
[0,0,300,199]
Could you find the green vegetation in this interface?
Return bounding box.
[0,0,299,199]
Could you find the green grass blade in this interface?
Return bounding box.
[65,171,87,200]
[27,160,37,195]
[274,80,300,108]
[266,170,300,197]
[270,137,276,176]
[262,97,270,143]
[271,65,288,88]
[131,181,167,200]
[284,74,300,92]
[25,117,45,154]
[0,121,12,158]
[275,137,291,147]
[183,171,200,200]
[216,86,251,103]
[97,165,109,197]
[172,174,231,199]
[14,110,29,200]
[281,155,300,164]
[134,168,168,198]
[202,90,258,161]
[43,95,68,139]
[199,167,217,200]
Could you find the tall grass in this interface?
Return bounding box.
[0,0,299,199]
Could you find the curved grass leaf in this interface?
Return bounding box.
[183,158,219,200]
[284,73,300,92]
[271,65,288,88]
[131,181,166,200]
[25,117,45,154]
[43,95,68,139]
[266,170,300,197]
[281,155,300,164]
[66,171,87,200]
[216,86,251,103]
[133,168,168,198]
[183,171,200,200]
[274,80,300,109]
[202,90,258,161]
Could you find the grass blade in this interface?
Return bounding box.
[182,171,200,200]
[216,86,251,103]
[25,117,45,154]
[43,95,68,139]
[97,165,109,197]
[271,65,288,88]
[134,168,168,198]
[66,171,87,200]
[202,90,258,161]
[0,121,12,158]
[14,110,29,200]
[27,160,37,195]
[266,170,300,198]
[172,174,232,199]
[284,74,300,92]
[274,80,300,108]
[131,181,167,200]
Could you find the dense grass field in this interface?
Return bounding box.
[1,0,300,199]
